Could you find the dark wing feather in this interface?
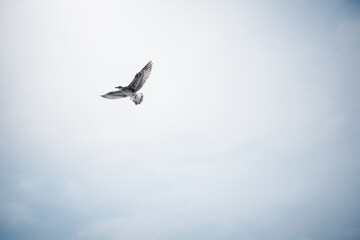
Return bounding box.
[101,90,127,99]
[127,61,152,92]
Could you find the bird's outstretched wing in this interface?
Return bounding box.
[127,61,152,92]
[101,90,127,99]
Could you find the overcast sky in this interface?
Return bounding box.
[0,0,360,239]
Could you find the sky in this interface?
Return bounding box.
[0,0,360,239]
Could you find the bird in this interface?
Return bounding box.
[101,61,153,105]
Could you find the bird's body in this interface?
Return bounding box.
[101,61,152,105]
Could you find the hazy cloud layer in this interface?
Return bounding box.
[1,0,360,239]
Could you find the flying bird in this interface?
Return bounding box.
[101,61,153,105]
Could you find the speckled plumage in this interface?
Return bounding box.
[101,61,152,105]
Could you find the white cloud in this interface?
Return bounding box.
[0,0,359,239]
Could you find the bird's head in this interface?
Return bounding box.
[115,86,123,89]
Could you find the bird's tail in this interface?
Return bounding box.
[132,93,144,105]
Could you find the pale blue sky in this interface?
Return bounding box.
[0,0,360,239]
